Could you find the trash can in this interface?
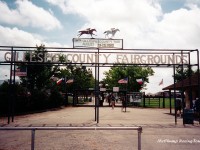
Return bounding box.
[183,109,194,124]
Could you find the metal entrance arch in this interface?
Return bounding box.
[0,45,199,124]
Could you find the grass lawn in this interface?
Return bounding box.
[139,98,175,108]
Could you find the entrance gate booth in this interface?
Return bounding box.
[0,38,199,124]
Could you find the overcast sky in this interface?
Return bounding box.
[0,0,200,93]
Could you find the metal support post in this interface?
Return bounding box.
[31,129,35,150]
[138,127,142,150]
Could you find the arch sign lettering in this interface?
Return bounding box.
[3,50,189,65]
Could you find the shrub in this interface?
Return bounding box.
[30,89,49,111]
[48,90,64,108]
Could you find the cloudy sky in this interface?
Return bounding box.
[0,0,200,93]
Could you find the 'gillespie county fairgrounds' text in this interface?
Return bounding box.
[4,51,188,65]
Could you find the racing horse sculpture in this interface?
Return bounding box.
[77,28,97,38]
[104,28,120,39]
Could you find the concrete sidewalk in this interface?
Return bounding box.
[0,105,200,150]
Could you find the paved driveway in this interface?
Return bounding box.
[0,106,200,150]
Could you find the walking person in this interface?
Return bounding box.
[111,93,115,109]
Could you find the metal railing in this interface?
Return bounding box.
[0,126,142,150]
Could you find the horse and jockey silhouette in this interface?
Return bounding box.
[77,28,97,38]
[77,28,119,39]
[104,28,120,38]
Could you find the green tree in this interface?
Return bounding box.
[57,64,95,92]
[103,65,154,92]
[20,44,58,91]
[173,66,196,83]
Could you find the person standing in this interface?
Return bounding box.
[195,98,200,123]
[194,98,200,111]
[175,98,182,118]
[107,93,111,106]
[121,96,126,112]
[192,98,196,111]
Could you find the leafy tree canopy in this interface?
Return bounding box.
[19,45,95,92]
[173,66,197,83]
[102,65,154,92]
[20,44,56,91]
